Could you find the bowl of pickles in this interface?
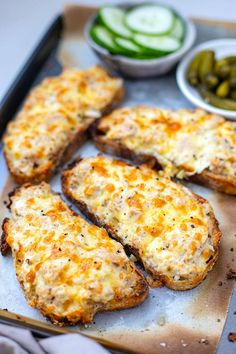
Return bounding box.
[177,39,236,119]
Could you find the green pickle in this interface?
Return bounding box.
[229,78,236,89]
[187,51,236,110]
[204,73,219,88]
[200,86,236,111]
[229,66,236,88]
[216,80,230,98]
[230,90,236,100]
[230,65,236,77]
[199,50,215,82]
[187,51,206,86]
[225,56,236,65]
[215,59,230,79]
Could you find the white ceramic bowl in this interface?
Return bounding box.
[84,2,196,78]
[176,39,236,120]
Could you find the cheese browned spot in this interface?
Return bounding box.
[3,183,147,325]
[3,66,123,183]
[62,156,221,290]
[95,106,236,179]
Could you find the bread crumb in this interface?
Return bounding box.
[160,342,167,347]
[228,332,236,342]
[181,339,188,347]
[226,269,236,279]
[199,338,209,345]
[157,316,166,326]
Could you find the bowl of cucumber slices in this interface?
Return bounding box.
[85,2,196,78]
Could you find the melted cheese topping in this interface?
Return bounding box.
[4,66,123,178]
[6,183,140,323]
[65,156,215,282]
[98,106,236,179]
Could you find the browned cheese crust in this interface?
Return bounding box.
[91,107,236,195]
[1,183,148,326]
[62,156,221,291]
[3,66,124,184]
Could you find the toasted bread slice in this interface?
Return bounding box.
[62,156,221,291]
[1,183,147,325]
[92,106,236,195]
[3,66,124,184]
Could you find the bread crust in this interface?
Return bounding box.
[189,171,236,195]
[1,182,148,326]
[62,159,221,291]
[39,262,148,326]
[1,218,10,256]
[91,121,162,170]
[4,128,88,185]
[92,121,236,195]
[4,77,124,185]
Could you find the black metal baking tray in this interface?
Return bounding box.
[0,16,63,138]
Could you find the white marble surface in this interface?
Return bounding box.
[0,0,236,101]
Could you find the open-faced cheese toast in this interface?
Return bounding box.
[1,183,147,325]
[92,106,236,195]
[62,156,221,291]
[3,66,124,184]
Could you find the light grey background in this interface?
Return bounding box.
[0,0,236,101]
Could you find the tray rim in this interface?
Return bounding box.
[0,309,137,354]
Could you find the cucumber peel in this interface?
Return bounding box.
[114,37,143,55]
[90,25,120,54]
[169,17,185,40]
[99,6,132,38]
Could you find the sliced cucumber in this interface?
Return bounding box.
[114,37,143,55]
[133,34,181,54]
[125,5,175,35]
[99,7,132,39]
[90,25,119,53]
[169,17,185,40]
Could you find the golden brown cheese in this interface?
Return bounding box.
[3,66,123,183]
[95,106,236,179]
[2,183,147,325]
[62,156,221,290]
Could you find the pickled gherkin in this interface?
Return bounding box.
[187,51,206,86]
[229,66,236,88]
[230,90,236,100]
[223,56,236,65]
[216,80,230,98]
[230,78,236,89]
[199,51,215,82]
[215,59,230,79]
[187,51,236,111]
[200,86,236,111]
[204,74,219,89]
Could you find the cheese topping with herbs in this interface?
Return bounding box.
[97,106,236,179]
[4,66,123,180]
[5,183,142,323]
[65,156,216,282]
